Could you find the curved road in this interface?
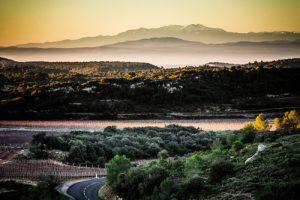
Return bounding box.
[67,178,107,200]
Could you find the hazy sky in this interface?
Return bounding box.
[0,0,300,46]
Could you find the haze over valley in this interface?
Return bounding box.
[1,24,300,66]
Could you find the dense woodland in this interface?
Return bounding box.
[1,58,300,119]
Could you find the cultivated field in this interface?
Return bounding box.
[0,159,106,182]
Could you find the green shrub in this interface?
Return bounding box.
[22,181,68,200]
[240,129,256,143]
[254,131,284,142]
[104,126,118,133]
[232,140,244,152]
[184,153,205,176]
[182,176,204,198]
[254,181,300,200]
[211,138,223,150]
[151,177,174,200]
[209,158,235,182]
[158,149,169,160]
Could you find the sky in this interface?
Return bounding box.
[0,0,300,46]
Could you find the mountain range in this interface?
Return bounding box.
[1,37,300,66]
[16,24,300,48]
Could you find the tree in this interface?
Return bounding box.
[274,117,281,130]
[32,132,47,144]
[252,114,270,132]
[274,110,300,132]
[106,155,132,185]
[67,143,87,164]
[29,143,49,159]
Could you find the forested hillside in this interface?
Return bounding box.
[1,58,300,119]
[0,58,157,74]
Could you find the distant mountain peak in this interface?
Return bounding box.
[183,24,225,32]
[161,25,184,30]
[135,37,187,42]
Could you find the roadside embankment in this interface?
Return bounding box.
[98,184,121,200]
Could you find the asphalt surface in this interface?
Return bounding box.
[67,178,107,200]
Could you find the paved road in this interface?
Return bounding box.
[67,178,107,200]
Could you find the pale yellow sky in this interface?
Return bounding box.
[0,0,300,46]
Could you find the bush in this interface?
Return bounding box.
[240,129,256,144]
[211,138,223,150]
[254,131,284,143]
[22,181,68,200]
[209,158,235,182]
[158,149,169,159]
[104,126,118,133]
[171,176,204,200]
[232,140,244,152]
[185,153,205,176]
[0,181,32,200]
[151,177,173,200]
[115,165,168,199]
[254,181,300,200]
[182,176,204,198]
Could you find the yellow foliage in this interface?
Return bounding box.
[252,113,270,132]
[243,114,270,132]
[274,118,281,130]
[243,122,255,131]
[275,110,300,131]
